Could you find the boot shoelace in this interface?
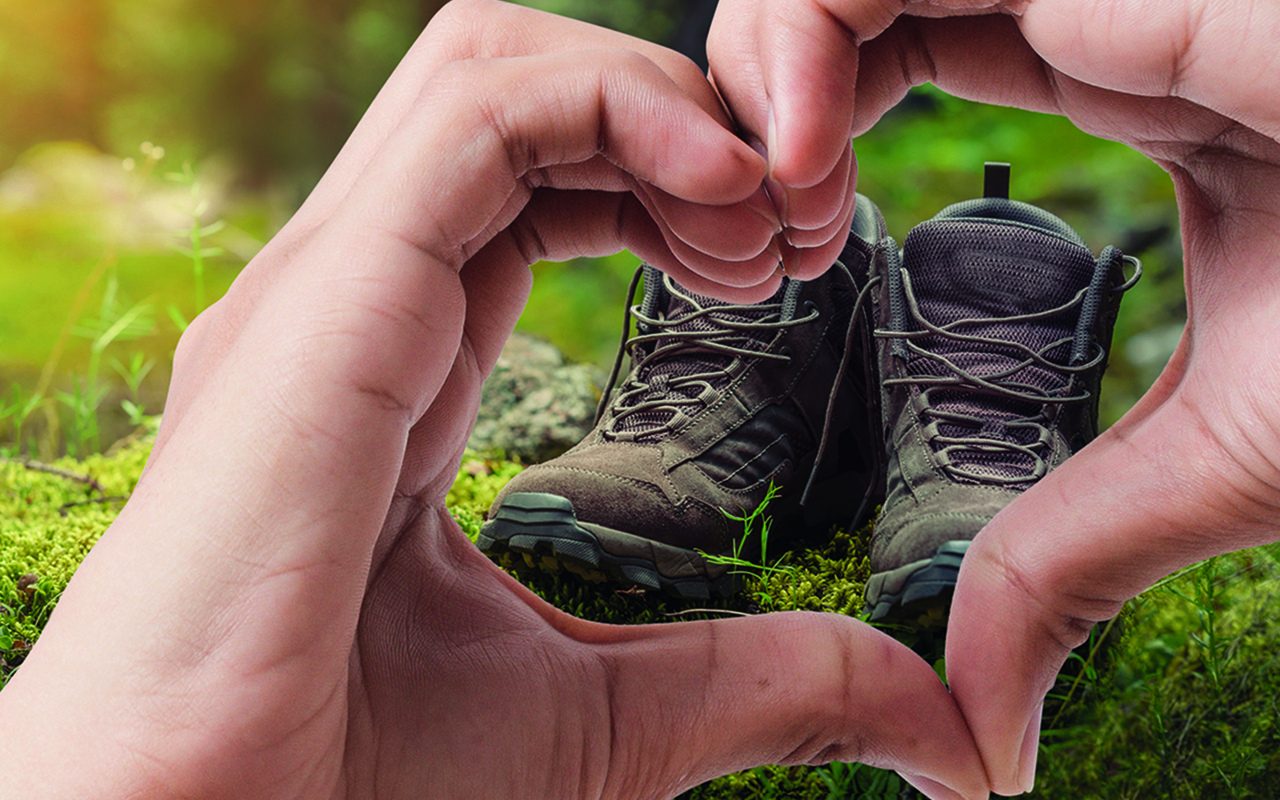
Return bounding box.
[878,254,1140,485]
[594,261,884,529]
[596,268,819,442]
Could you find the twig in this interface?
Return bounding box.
[3,458,105,495]
[104,421,155,457]
[58,495,127,517]
[662,608,754,618]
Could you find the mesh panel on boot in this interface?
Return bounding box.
[900,219,1097,480]
[612,273,788,440]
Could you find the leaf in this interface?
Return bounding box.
[167,304,189,333]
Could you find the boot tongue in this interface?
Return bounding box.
[899,218,1097,479]
[616,273,786,440]
[901,218,1097,392]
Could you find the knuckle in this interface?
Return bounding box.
[982,536,1109,653]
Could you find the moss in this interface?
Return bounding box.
[0,429,154,686]
[8,439,1280,799]
[686,762,903,799]
[446,450,526,540]
[733,523,874,617]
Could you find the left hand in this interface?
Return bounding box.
[0,2,991,798]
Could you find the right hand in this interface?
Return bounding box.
[709,0,1280,794]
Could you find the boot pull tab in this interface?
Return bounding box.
[984,161,1011,199]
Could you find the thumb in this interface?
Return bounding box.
[586,611,990,799]
[946,334,1280,795]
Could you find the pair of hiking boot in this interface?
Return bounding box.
[477,163,1139,623]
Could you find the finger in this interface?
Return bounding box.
[286,0,745,239]
[637,181,782,263]
[337,49,766,273]
[847,14,1061,135]
[570,611,990,799]
[772,142,856,239]
[492,160,786,293]
[846,13,1251,170]
[469,189,786,337]
[709,0,884,188]
[334,47,781,299]
[629,180,785,292]
[707,0,864,245]
[1019,0,1280,140]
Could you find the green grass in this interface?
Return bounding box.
[0,192,241,377]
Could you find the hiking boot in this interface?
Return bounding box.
[477,194,890,600]
[864,163,1140,623]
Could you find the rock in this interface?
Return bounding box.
[467,333,603,463]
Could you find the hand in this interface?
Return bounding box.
[710,0,1280,793]
[0,1,990,798]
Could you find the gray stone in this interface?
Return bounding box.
[468,332,602,463]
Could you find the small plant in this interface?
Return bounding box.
[61,274,155,456]
[166,160,226,329]
[0,384,43,457]
[701,483,805,612]
[1168,555,1234,696]
[111,351,156,426]
[55,379,109,458]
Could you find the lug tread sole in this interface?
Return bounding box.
[477,492,739,600]
[865,540,971,625]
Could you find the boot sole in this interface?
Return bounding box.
[477,492,739,600]
[864,540,970,624]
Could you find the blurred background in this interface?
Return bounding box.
[0,0,1184,458]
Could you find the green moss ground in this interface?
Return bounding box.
[4,440,1279,798]
[0,424,154,683]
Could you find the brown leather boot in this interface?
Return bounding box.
[863,164,1140,623]
[477,194,890,599]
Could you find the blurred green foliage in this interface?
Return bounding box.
[0,0,438,199]
[0,0,687,199]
